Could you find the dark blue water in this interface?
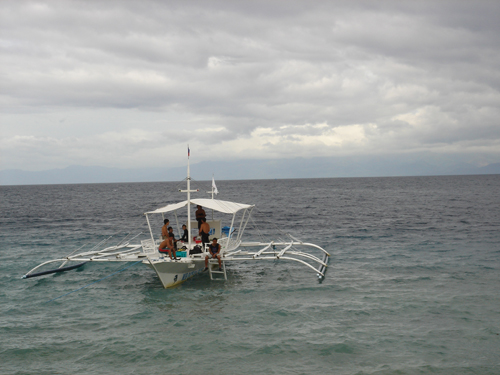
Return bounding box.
[1,175,499,374]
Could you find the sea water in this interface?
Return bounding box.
[1,175,499,375]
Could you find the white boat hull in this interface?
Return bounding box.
[144,258,206,288]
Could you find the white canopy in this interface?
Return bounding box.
[145,198,254,215]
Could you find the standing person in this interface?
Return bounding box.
[180,224,188,242]
[161,219,169,240]
[199,218,210,249]
[195,205,206,229]
[204,238,222,271]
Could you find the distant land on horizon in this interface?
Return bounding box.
[1,157,499,185]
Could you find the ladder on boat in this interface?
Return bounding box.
[208,260,227,281]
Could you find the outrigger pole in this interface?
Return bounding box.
[22,262,87,279]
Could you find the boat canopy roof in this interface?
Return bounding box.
[145,198,254,215]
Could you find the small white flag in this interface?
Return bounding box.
[212,176,219,195]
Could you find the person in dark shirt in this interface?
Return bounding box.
[199,218,210,249]
[204,237,222,271]
[180,224,188,242]
[195,205,206,229]
[168,227,178,250]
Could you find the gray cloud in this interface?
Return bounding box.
[1,0,499,171]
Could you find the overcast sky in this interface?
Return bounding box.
[1,0,500,172]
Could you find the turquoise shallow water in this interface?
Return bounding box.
[1,175,499,374]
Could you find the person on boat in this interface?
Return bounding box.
[204,237,222,271]
[199,218,210,249]
[159,235,177,260]
[161,219,170,240]
[195,205,206,229]
[168,226,178,250]
[180,224,188,242]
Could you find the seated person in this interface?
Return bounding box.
[158,235,177,260]
[180,224,188,242]
[204,237,222,271]
[168,226,178,250]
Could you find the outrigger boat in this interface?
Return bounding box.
[23,153,330,288]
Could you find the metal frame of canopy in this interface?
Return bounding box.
[144,198,255,254]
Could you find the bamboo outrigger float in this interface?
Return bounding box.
[23,150,330,288]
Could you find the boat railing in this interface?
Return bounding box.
[218,237,241,254]
[141,239,159,256]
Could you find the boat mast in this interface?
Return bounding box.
[186,146,192,249]
[179,146,198,251]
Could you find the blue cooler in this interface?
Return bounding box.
[221,226,234,237]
